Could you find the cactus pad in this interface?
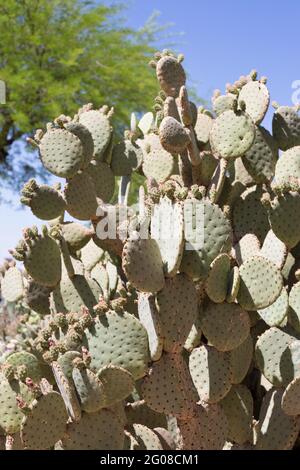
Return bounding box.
[205,253,231,303]
[64,172,98,220]
[39,128,84,177]
[61,409,124,449]
[229,335,253,384]
[85,161,115,202]
[189,344,232,403]
[138,293,163,361]
[255,327,300,386]
[155,274,198,352]
[122,236,165,293]
[281,377,300,416]
[199,301,250,351]
[84,310,150,380]
[220,384,253,445]
[180,199,232,281]
[20,392,68,450]
[238,81,270,124]
[97,365,134,406]
[210,110,255,159]
[257,287,288,326]
[256,388,300,450]
[237,256,283,310]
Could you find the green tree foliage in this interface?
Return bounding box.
[0,1,166,191]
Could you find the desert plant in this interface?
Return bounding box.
[1,50,300,450]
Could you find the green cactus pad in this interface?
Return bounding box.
[274,145,300,185]
[39,128,84,177]
[220,384,253,445]
[20,392,68,450]
[79,239,104,271]
[256,388,300,450]
[205,253,231,303]
[51,274,101,313]
[138,293,163,361]
[0,379,34,434]
[229,335,253,384]
[97,365,134,406]
[199,301,250,352]
[25,279,51,315]
[61,222,93,253]
[126,399,167,428]
[151,197,184,277]
[52,361,81,423]
[257,288,288,326]
[260,229,287,269]
[64,121,94,168]
[122,236,165,293]
[142,146,175,183]
[156,55,186,98]
[23,232,61,287]
[268,192,300,248]
[141,352,197,419]
[288,281,300,332]
[226,266,240,303]
[159,117,190,153]
[111,139,143,176]
[242,126,277,184]
[72,367,106,413]
[57,352,81,378]
[85,161,115,202]
[238,81,270,124]
[255,327,300,386]
[62,409,124,449]
[91,262,109,298]
[210,110,255,159]
[212,93,236,116]
[272,105,300,151]
[189,344,232,403]
[281,377,300,416]
[178,403,228,450]
[21,180,66,220]
[232,185,270,242]
[192,151,218,186]
[237,256,283,310]
[84,310,150,380]
[64,172,98,220]
[194,110,214,146]
[6,352,44,382]
[155,274,198,352]
[1,266,24,302]
[180,199,232,281]
[78,108,112,160]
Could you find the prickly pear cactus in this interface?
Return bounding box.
[1,51,300,451]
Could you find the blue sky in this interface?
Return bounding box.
[1,0,300,260]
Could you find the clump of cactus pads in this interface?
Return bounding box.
[2,50,300,452]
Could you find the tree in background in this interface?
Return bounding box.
[0,0,170,193]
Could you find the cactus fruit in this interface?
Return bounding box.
[2,50,300,451]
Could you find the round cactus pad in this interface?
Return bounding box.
[84,310,150,380]
[189,345,232,404]
[237,256,283,310]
